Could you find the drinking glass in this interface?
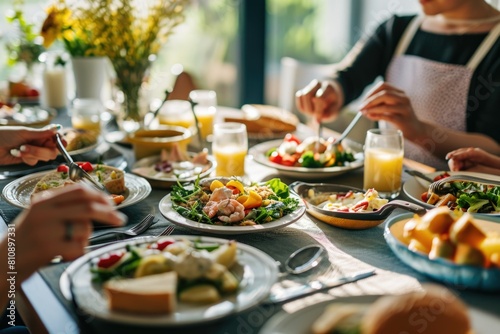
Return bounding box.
[212,122,248,177]
[71,98,102,134]
[189,90,217,139]
[363,128,404,199]
[158,100,194,129]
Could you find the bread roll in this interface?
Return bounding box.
[224,104,298,135]
[104,272,177,314]
[362,285,471,334]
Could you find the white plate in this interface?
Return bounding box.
[259,294,488,334]
[132,153,216,189]
[249,139,364,180]
[1,170,151,210]
[159,194,306,235]
[260,295,378,334]
[66,137,101,156]
[60,235,278,326]
[403,171,500,212]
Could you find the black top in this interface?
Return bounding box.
[333,15,500,142]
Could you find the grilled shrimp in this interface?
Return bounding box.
[217,199,245,223]
[203,201,219,218]
[209,187,233,202]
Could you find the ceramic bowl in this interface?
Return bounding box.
[384,213,500,291]
[128,126,193,160]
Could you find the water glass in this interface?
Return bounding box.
[363,128,404,199]
[212,122,248,177]
[189,90,217,139]
[71,98,102,134]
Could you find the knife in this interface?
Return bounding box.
[265,269,376,304]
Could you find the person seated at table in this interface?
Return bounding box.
[295,0,500,170]
[0,126,127,333]
[447,147,500,176]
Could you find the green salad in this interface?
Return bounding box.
[171,178,300,226]
[437,181,500,213]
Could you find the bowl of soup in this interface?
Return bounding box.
[128,126,193,160]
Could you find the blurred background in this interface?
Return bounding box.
[1,0,497,111]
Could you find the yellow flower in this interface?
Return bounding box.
[40,5,71,48]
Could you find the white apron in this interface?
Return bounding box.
[383,16,500,170]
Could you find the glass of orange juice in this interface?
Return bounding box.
[363,128,404,199]
[158,100,194,129]
[189,90,217,140]
[70,98,102,134]
[212,122,248,177]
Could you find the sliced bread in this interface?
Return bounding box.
[104,272,177,314]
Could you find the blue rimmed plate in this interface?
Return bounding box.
[384,213,500,291]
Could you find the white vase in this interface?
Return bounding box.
[71,57,106,101]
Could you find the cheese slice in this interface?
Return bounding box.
[104,272,177,314]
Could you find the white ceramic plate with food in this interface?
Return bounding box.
[259,294,489,334]
[131,153,216,189]
[249,139,364,181]
[159,194,306,235]
[260,295,378,334]
[60,235,278,326]
[60,128,103,156]
[1,170,151,210]
[403,171,500,212]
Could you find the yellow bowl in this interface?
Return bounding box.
[128,126,193,160]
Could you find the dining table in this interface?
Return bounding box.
[0,107,499,334]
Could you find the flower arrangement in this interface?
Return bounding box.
[41,0,189,129]
[5,0,44,71]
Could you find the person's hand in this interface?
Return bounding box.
[446,147,500,172]
[295,79,343,122]
[0,124,61,166]
[13,184,127,283]
[359,82,425,140]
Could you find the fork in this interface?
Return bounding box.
[85,224,175,251]
[88,214,155,241]
[54,133,109,193]
[429,174,500,194]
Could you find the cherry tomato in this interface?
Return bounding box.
[150,238,176,251]
[77,161,94,172]
[57,164,69,173]
[268,151,283,164]
[227,186,241,195]
[421,192,429,202]
[284,133,301,144]
[433,172,450,182]
[281,154,297,166]
[97,251,124,269]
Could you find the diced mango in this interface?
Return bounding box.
[420,206,455,234]
[454,243,488,267]
[450,213,487,248]
[429,235,455,261]
[404,217,435,251]
[409,238,431,254]
[479,237,500,257]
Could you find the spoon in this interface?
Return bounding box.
[277,244,325,275]
[326,111,363,152]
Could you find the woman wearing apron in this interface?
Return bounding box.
[296,0,500,170]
